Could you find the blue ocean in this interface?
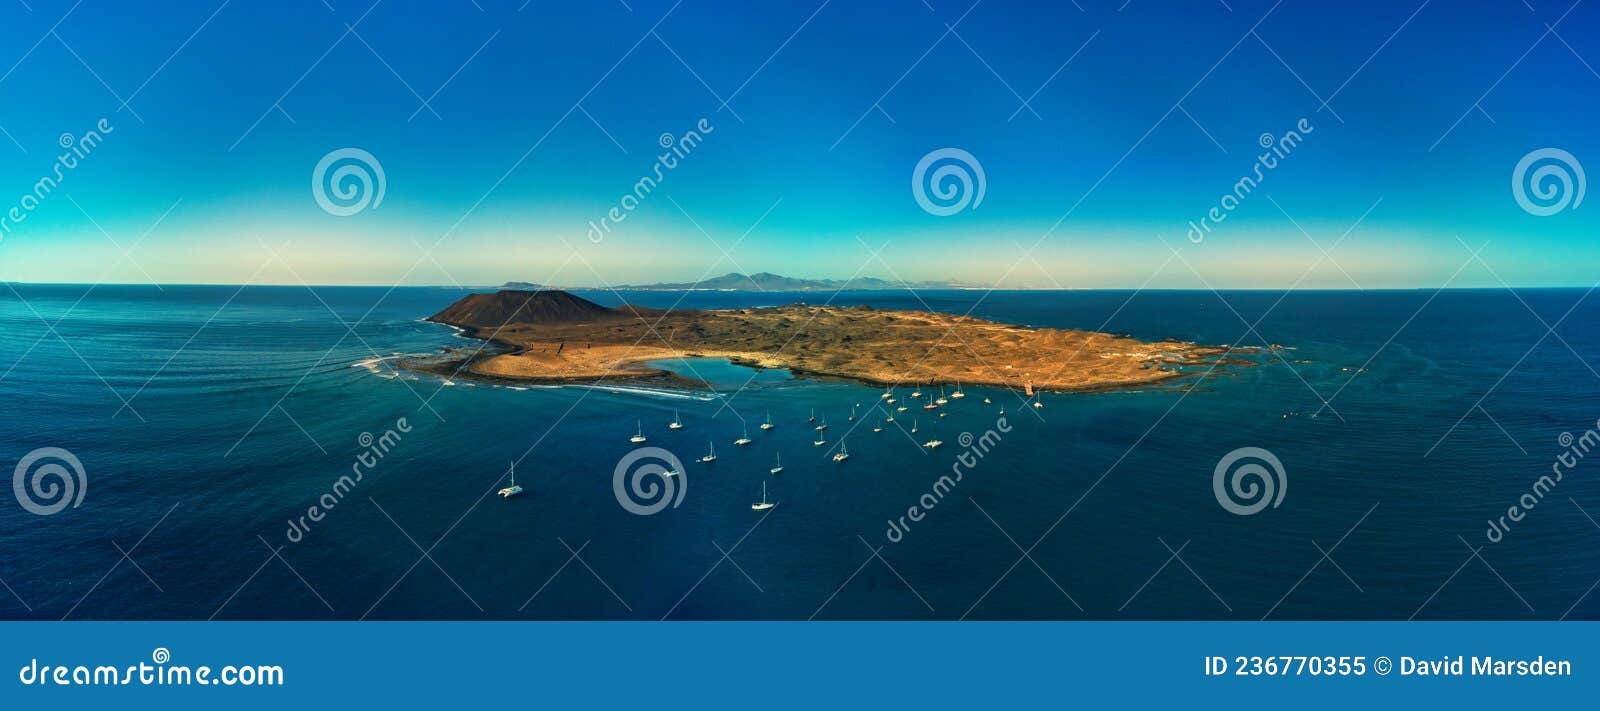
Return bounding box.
[2,284,1597,620]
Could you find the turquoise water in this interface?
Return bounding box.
[2,284,1599,620]
[645,357,794,388]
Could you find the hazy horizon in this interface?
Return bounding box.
[1,0,1594,289]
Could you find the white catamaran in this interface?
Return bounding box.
[497,461,523,498]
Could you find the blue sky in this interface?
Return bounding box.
[0,0,1595,287]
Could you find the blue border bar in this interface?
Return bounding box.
[3,622,1593,708]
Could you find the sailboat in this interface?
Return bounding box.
[1032,393,1044,409]
[770,452,784,475]
[700,441,717,463]
[497,461,523,498]
[887,397,897,405]
[881,387,892,399]
[952,382,966,399]
[935,386,948,405]
[751,482,775,511]
[923,399,938,410]
[833,440,849,462]
[630,420,647,444]
[911,387,923,398]
[873,420,883,433]
[669,411,683,430]
[759,411,774,430]
[808,409,816,423]
[885,414,895,422]
[735,425,753,446]
[896,405,908,412]
[815,416,827,431]
[999,406,1005,415]
[813,434,826,446]
[983,397,991,404]
[911,420,918,434]
[848,404,857,421]
[923,436,944,449]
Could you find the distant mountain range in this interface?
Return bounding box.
[501,272,972,292]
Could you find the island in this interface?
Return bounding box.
[415,289,1250,391]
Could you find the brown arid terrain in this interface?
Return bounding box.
[416,290,1253,391]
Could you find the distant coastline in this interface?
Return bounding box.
[502,271,978,292]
